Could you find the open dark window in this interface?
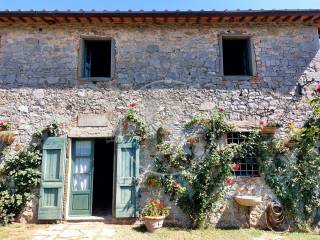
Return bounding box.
[82,39,114,79]
[227,132,259,177]
[222,37,253,76]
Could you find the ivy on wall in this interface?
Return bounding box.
[0,122,58,225]
[154,108,237,228]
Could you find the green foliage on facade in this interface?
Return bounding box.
[154,108,237,228]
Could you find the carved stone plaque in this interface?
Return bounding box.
[77,114,110,127]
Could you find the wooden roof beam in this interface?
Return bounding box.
[292,16,302,22]
[303,16,314,22]
[6,17,16,22]
[17,17,27,23]
[271,16,281,22]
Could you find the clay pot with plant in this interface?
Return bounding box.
[142,198,170,232]
[259,120,281,134]
[0,120,15,145]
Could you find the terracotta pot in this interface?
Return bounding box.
[261,127,277,134]
[143,216,165,232]
[0,131,15,145]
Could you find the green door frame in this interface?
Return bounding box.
[69,139,94,216]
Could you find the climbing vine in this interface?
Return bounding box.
[154,108,237,228]
[0,122,58,225]
[123,102,148,143]
[233,98,320,231]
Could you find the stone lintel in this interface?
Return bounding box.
[68,127,113,138]
[77,114,110,127]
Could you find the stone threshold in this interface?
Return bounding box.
[66,216,139,225]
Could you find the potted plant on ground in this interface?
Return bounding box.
[142,198,170,232]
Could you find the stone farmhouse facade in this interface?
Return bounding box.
[0,10,320,228]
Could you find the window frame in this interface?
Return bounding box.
[219,34,256,80]
[78,36,116,82]
[226,131,260,177]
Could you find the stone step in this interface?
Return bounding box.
[66,216,139,225]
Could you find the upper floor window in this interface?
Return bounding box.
[227,132,259,177]
[221,36,255,76]
[79,38,115,80]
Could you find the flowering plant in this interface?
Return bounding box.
[145,175,161,188]
[142,198,170,217]
[259,119,281,128]
[0,120,11,131]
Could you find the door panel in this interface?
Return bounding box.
[115,137,139,218]
[69,139,94,216]
[38,137,66,220]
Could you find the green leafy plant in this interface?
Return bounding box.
[0,148,41,225]
[156,126,170,144]
[145,175,162,188]
[124,102,147,143]
[0,120,11,131]
[155,108,236,228]
[0,122,58,225]
[142,198,170,217]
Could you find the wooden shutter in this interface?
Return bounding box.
[115,136,139,218]
[38,137,66,220]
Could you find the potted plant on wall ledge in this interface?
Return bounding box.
[0,120,15,145]
[259,120,281,134]
[142,198,170,232]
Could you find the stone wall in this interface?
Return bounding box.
[0,21,320,228]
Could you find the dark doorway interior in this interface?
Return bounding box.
[92,138,114,216]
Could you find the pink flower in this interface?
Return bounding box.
[315,83,320,93]
[129,102,137,108]
[232,163,240,172]
[218,107,224,112]
[0,120,4,126]
[259,119,265,126]
[225,178,234,186]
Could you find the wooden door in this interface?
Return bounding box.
[115,137,139,218]
[69,139,94,216]
[38,137,66,220]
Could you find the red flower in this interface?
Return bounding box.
[129,102,137,108]
[218,107,224,112]
[172,181,182,190]
[225,178,234,185]
[315,83,320,93]
[232,163,240,172]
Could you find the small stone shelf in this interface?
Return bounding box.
[234,195,262,207]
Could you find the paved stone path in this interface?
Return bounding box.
[32,222,115,240]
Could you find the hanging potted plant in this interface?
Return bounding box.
[0,120,15,145]
[259,120,281,134]
[142,198,170,232]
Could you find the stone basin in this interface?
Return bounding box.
[234,195,262,207]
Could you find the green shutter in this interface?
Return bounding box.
[115,136,139,218]
[38,137,66,220]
